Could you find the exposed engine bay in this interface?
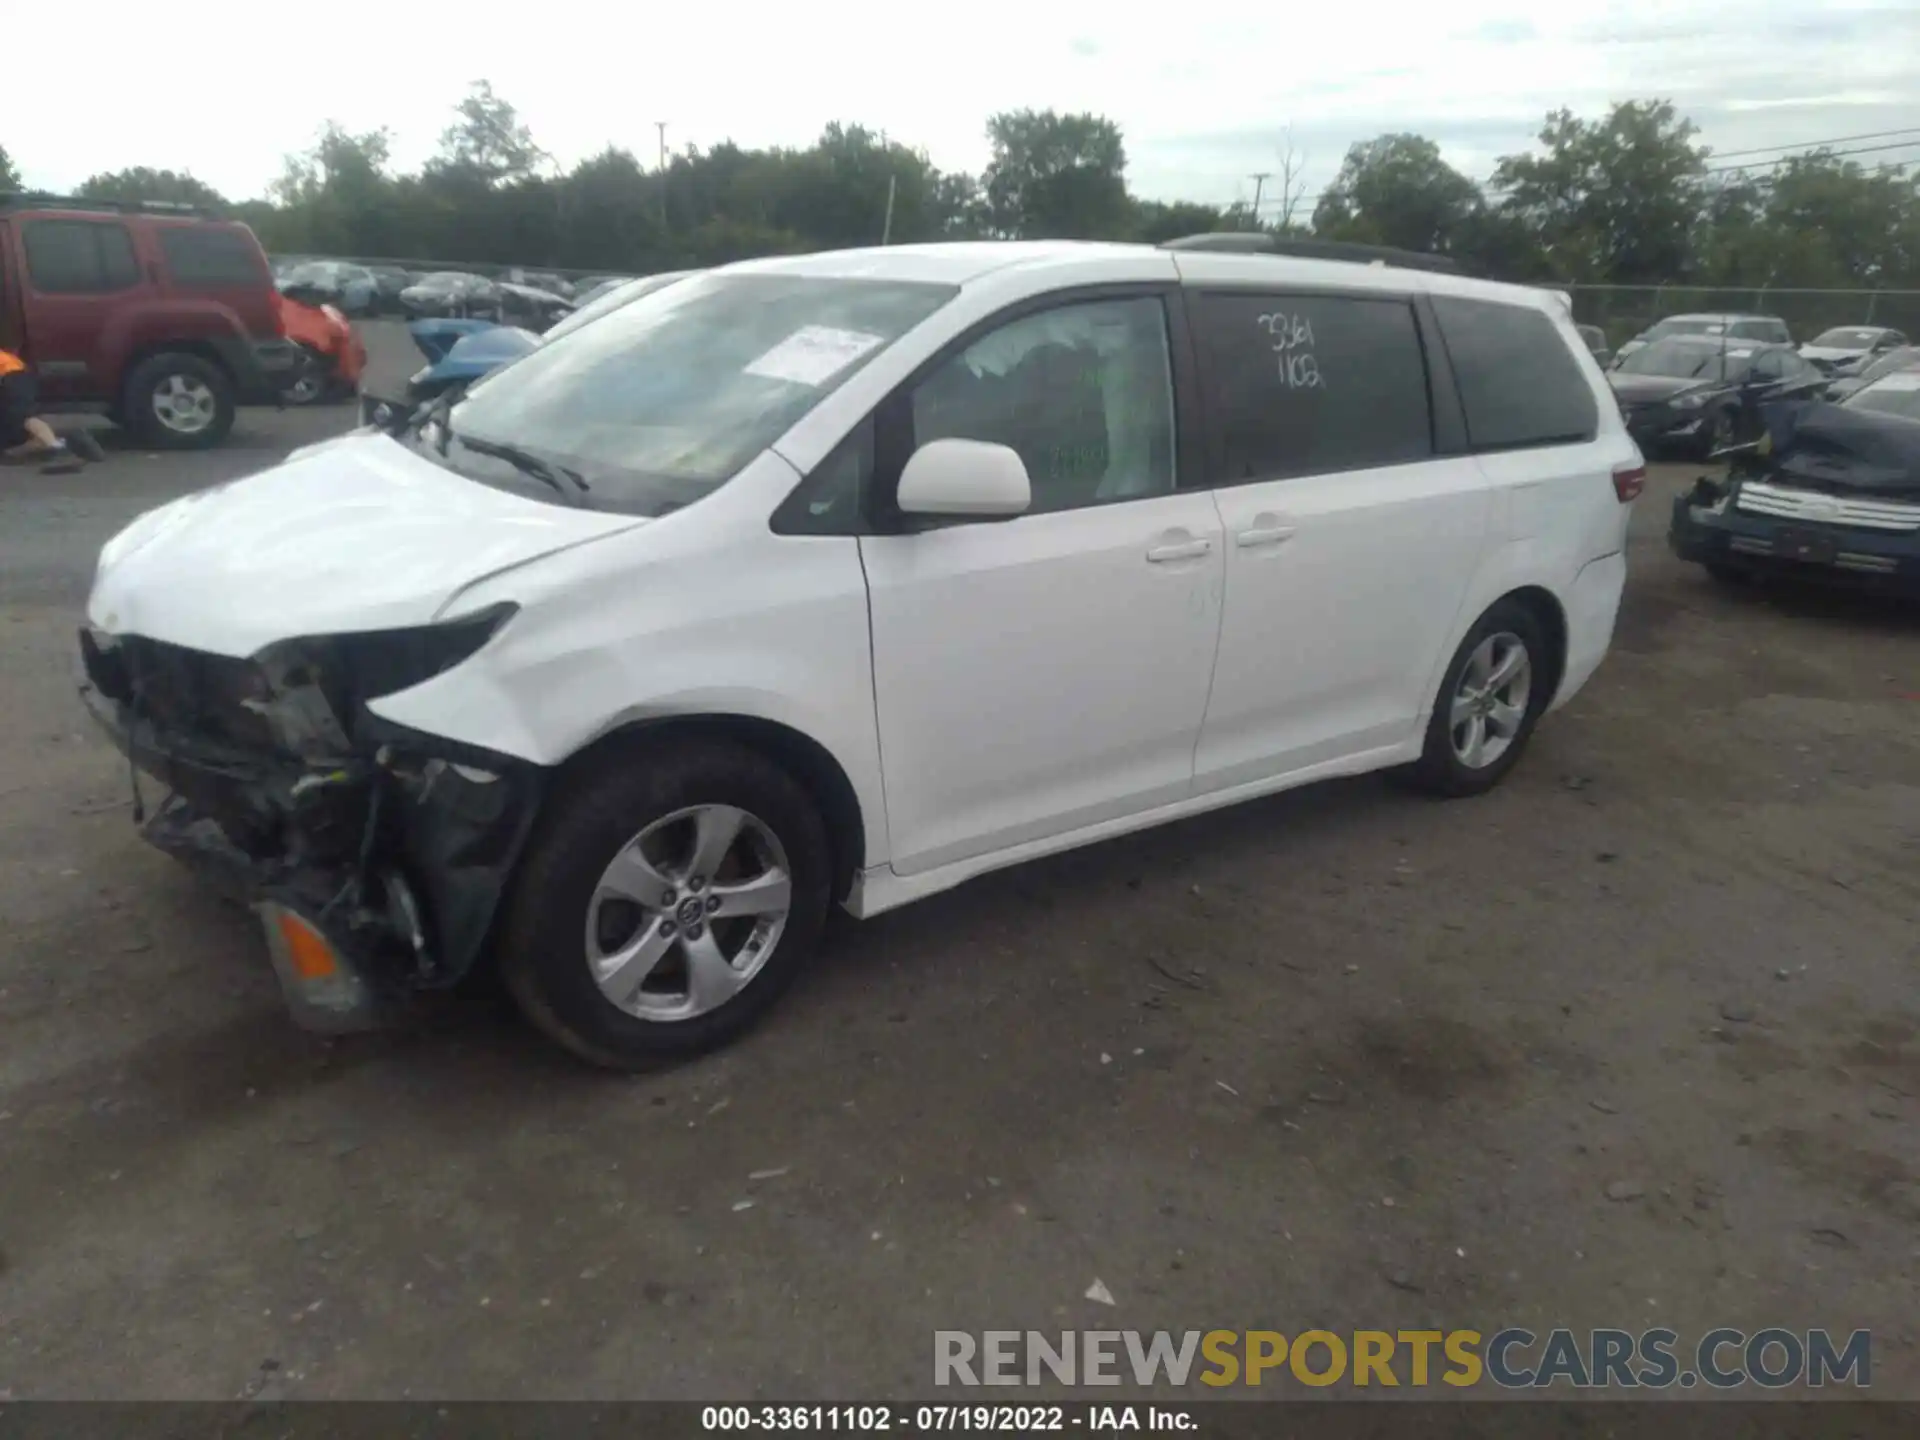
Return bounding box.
[76,608,541,1031]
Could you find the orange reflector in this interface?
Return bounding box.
[277,912,340,981]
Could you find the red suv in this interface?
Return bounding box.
[0,195,300,449]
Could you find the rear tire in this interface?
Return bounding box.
[122,353,235,450]
[497,737,832,1070]
[1401,598,1551,798]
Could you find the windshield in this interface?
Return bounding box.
[1845,373,1920,422]
[438,271,955,515]
[1615,339,1738,380]
[1811,328,1880,348]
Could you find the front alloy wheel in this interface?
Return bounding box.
[587,805,793,1021]
[497,737,832,1068]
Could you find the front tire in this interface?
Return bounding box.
[1402,599,1551,797]
[122,353,235,450]
[497,737,832,1069]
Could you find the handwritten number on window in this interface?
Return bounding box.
[1257,311,1325,390]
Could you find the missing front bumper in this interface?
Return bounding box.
[79,666,544,1031]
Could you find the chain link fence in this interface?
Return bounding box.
[1568,287,1920,349]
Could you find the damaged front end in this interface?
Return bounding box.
[76,608,542,1033]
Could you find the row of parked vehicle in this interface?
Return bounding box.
[1588,312,1917,459]
[269,257,633,326]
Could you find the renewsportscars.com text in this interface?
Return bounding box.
[934,1328,1871,1390]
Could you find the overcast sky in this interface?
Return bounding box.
[9,0,1918,215]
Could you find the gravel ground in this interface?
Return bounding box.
[1,324,1916,1400]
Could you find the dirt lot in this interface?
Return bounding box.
[1,333,1917,1400]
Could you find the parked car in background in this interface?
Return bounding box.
[1,194,299,448]
[1799,325,1908,378]
[368,266,414,314]
[1608,336,1825,457]
[1613,313,1792,366]
[399,271,501,318]
[79,239,1638,1065]
[273,288,365,405]
[1825,345,1920,402]
[1670,381,1920,596]
[276,260,379,317]
[1576,324,1611,368]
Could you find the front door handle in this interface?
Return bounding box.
[1236,525,1297,548]
[1145,538,1213,563]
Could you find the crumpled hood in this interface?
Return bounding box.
[87,434,645,658]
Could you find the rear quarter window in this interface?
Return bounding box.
[1191,291,1434,481]
[158,227,266,288]
[1431,296,1598,452]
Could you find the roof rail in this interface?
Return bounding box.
[0,191,211,218]
[1160,232,1467,276]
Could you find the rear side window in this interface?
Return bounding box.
[158,227,264,288]
[1431,296,1598,452]
[22,220,140,294]
[1191,291,1433,481]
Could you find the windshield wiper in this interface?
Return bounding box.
[450,433,592,506]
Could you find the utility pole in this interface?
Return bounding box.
[1247,172,1271,230]
[882,174,898,245]
[655,121,669,231]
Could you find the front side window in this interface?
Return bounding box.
[1191,291,1432,481]
[906,297,1175,514]
[23,220,139,294]
[443,272,954,515]
[158,227,264,288]
[1432,296,1599,451]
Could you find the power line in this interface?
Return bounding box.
[1705,126,1920,162]
[1705,138,1920,175]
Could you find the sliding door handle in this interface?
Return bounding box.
[1145,538,1213,563]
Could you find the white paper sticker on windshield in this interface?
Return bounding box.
[744,326,884,386]
[1728,348,1754,358]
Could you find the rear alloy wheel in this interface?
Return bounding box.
[1402,599,1550,797]
[498,737,831,1068]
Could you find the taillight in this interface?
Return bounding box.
[1612,463,1646,503]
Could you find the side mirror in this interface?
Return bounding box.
[897,438,1031,519]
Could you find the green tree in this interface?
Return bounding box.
[1490,100,1708,283]
[982,109,1131,239]
[1312,134,1483,255]
[0,144,21,192]
[432,80,544,186]
[1760,152,1919,286]
[77,167,226,209]
[269,124,398,255]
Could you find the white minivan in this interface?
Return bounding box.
[79,240,1642,1067]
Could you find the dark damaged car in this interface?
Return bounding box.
[1608,336,1827,459]
[1669,374,1920,597]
